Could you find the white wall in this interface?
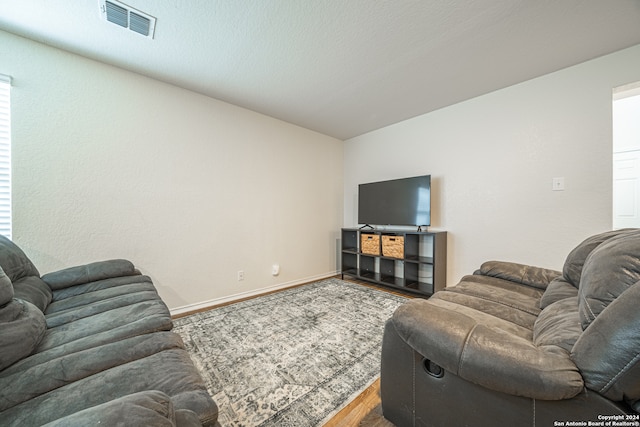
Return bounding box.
[0,30,343,310]
[344,44,640,285]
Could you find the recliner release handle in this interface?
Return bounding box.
[423,358,444,378]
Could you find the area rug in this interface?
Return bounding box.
[172,278,407,427]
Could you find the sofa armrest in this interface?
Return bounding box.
[475,260,561,290]
[41,390,202,427]
[391,299,584,400]
[41,259,140,290]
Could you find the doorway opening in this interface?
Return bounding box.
[613,82,640,229]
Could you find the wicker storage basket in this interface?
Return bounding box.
[382,235,405,259]
[360,234,380,255]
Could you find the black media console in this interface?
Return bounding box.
[341,228,447,297]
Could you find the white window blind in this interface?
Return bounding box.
[0,75,11,239]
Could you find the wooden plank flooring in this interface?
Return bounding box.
[324,378,396,426]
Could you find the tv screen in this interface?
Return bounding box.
[358,175,431,227]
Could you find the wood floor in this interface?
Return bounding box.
[172,275,410,427]
[324,378,395,426]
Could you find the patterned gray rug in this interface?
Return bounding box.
[173,278,407,427]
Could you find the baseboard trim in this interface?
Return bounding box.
[170,271,339,317]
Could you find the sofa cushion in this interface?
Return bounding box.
[0,235,40,283]
[0,314,173,376]
[0,332,185,412]
[578,229,640,329]
[41,259,138,291]
[41,391,181,427]
[464,273,546,299]
[533,296,581,352]
[0,236,51,312]
[38,299,171,351]
[0,298,46,370]
[46,278,157,315]
[446,275,543,317]
[475,260,560,290]
[0,349,218,426]
[539,277,578,309]
[563,228,636,288]
[427,295,534,338]
[572,280,640,402]
[45,289,162,328]
[12,276,52,312]
[0,265,13,306]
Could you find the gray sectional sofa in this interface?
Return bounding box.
[0,236,218,426]
[381,228,640,426]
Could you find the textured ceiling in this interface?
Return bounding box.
[1,0,640,140]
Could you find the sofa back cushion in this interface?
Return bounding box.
[0,235,40,282]
[571,229,640,403]
[13,276,52,312]
[0,298,47,370]
[0,235,51,311]
[578,229,640,329]
[0,264,13,306]
[562,229,636,288]
[539,277,578,309]
[572,280,640,402]
[0,265,47,370]
[533,296,582,352]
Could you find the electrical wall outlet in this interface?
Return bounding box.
[237,270,244,281]
[552,177,565,191]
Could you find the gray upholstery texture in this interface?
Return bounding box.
[0,235,218,427]
[0,236,52,312]
[562,228,636,287]
[577,229,640,328]
[539,276,578,309]
[381,228,640,427]
[40,390,203,427]
[0,266,13,305]
[0,297,47,371]
[0,236,40,282]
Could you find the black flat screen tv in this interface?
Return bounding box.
[358,175,431,227]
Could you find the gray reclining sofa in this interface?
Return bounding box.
[381,228,640,426]
[0,235,219,426]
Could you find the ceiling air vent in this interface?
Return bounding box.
[100,0,156,39]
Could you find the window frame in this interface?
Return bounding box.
[0,75,12,239]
